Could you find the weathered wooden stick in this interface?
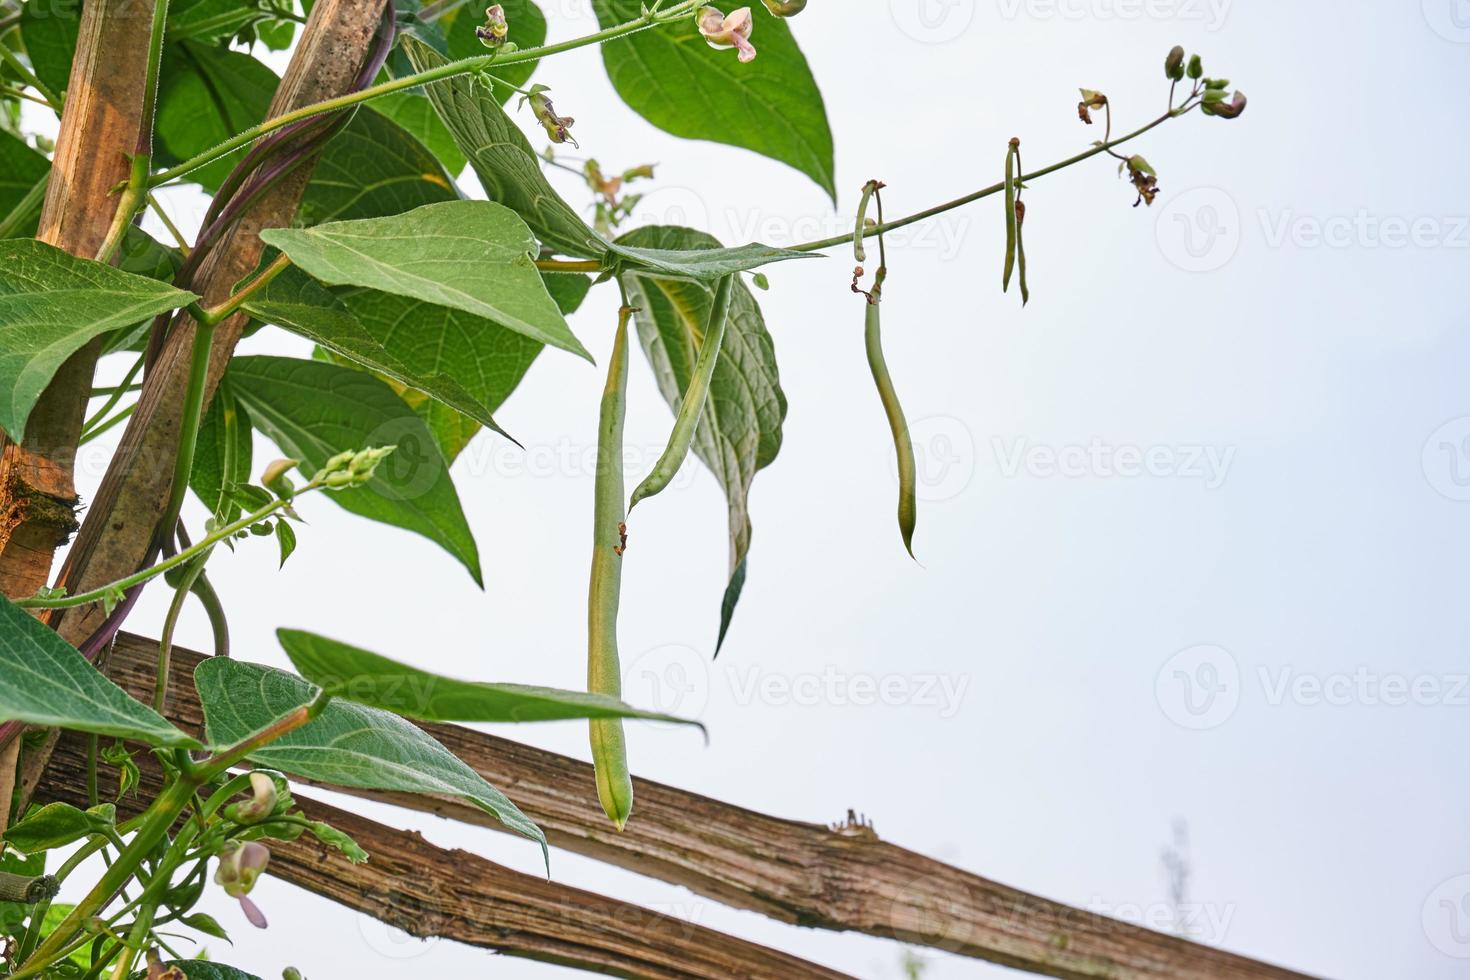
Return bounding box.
[0,0,158,599]
[86,635,1317,980]
[37,732,853,980]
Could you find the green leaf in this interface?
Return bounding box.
[167,0,266,44]
[611,240,817,281]
[380,0,547,175]
[2,801,112,853]
[371,90,469,178]
[155,43,278,192]
[300,108,460,225]
[0,239,197,441]
[591,0,835,201]
[616,226,787,651]
[163,962,262,980]
[228,355,482,585]
[0,595,201,748]
[180,911,232,942]
[403,36,608,261]
[259,200,589,361]
[274,519,297,567]
[277,629,707,729]
[194,657,546,860]
[241,264,526,443]
[0,131,48,239]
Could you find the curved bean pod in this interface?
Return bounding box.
[1003,137,1019,292]
[864,271,917,558]
[627,274,736,512]
[589,307,635,829]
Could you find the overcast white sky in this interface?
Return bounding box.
[41,0,1470,977]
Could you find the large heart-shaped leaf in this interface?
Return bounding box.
[241,262,523,443]
[228,355,482,585]
[194,658,546,860]
[592,0,835,201]
[0,596,200,748]
[242,265,530,444]
[300,108,460,226]
[0,240,197,441]
[259,200,589,361]
[402,36,609,261]
[155,43,278,193]
[616,227,787,650]
[277,629,706,730]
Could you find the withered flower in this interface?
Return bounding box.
[698,6,757,63]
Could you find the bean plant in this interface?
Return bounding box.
[0,0,1246,976]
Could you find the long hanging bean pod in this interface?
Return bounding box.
[589,307,635,829]
[864,269,918,558]
[1003,137,1020,292]
[627,274,736,512]
[1013,141,1030,306]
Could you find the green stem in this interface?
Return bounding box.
[14,781,195,978]
[15,487,311,611]
[146,0,702,188]
[79,404,136,445]
[0,170,47,238]
[153,558,206,713]
[189,252,290,327]
[156,320,216,545]
[0,42,59,108]
[82,355,145,434]
[147,194,191,254]
[794,111,1184,254]
[93,0,171,263]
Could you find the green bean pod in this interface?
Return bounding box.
[864,271,917,558]
[627,273,735,511]
[1015,198,1030,306]
[589,307,634,829]
[1003,138,1019,292]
